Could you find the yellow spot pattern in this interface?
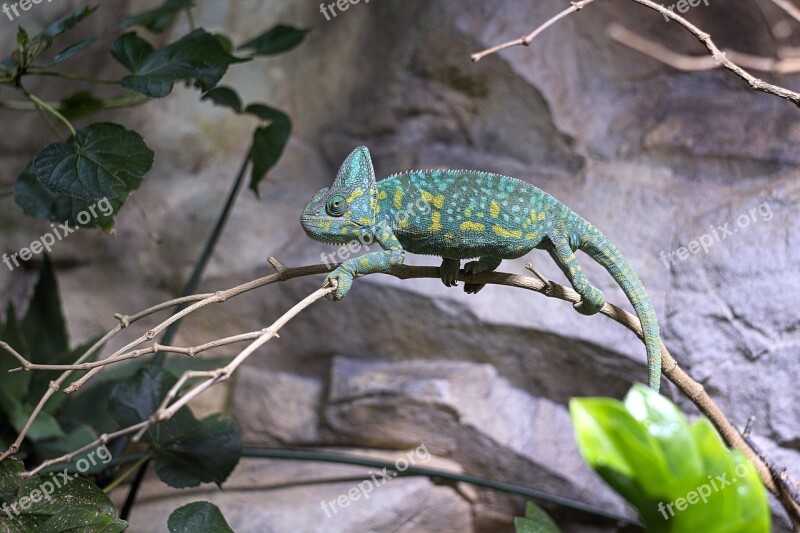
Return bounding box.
[490,201,500,218]
[460,221,485,232]
[464,205,473,217]
[428,211,442,232]
[394,189,404,209]
[420,191,444,209]
[492,224,522,238]
[359,217,372,225]
[346,189,364,203]
[378,190,387,200]
[525,231,539,240]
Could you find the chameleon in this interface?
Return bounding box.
[301,147,662,390]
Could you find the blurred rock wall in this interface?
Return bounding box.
[1,0,798,531]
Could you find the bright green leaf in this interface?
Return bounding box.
[513,501,560,533]
[17,27,29,49]
[33,122,154,201]
[624,384,703,478]
[571,388,770,532]
[168,501,234,533]
[123,0,194,33]
[111,29,248,98]
[238,24,308,56]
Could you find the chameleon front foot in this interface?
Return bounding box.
[324,267,354,300]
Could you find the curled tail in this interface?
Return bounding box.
[582,232,662,391]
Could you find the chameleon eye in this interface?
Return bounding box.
[326,195,347,217]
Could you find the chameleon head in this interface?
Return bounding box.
[300,146,380,244]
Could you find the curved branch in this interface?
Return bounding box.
[3,257,798,523]
[470,0,800,107]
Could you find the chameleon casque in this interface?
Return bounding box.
[301,147,662,390]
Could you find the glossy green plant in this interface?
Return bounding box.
[570,385,770,532]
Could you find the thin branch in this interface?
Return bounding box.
[7,330,269,372]
[626,0,800,105]
[608,24,800,74]
[0,95,149,112]
[470,0,800,107]
[471,0,595,62]
[25,284,334,477]
[4,257,799,522]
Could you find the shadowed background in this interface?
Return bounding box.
[0,0,798,530]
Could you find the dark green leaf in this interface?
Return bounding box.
[15,163,121,228]
[0,388,65,441]
[21,255,68,365]
[33,122,154,201]
[49,37,97,65]
[37,505,127,532]
[32,425,107,476]
[0,456,25,502]
[0,467,126,532]
[109,365,176,428]
[123,0,194,33]
[34,6,98,42]
[201,86,242,113]
[0,304,31,400]
[238,24,308,56]
[248,106,291,193]
[34,334,105,415]
[17,27,29,49]
[58,91,105,121]
[109,366,240,488]
[111,29,248,98]
[168,501,233,533]
[153,414,241,488]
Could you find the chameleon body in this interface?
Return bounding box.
[301,147,662,390]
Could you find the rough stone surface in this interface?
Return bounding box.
[2,0,799,531]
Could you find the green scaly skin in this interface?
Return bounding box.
[301,147,662,390]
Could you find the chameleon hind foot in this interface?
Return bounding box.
[574,284,605,315]
[440,258,460,287]
[463,256,502,294]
